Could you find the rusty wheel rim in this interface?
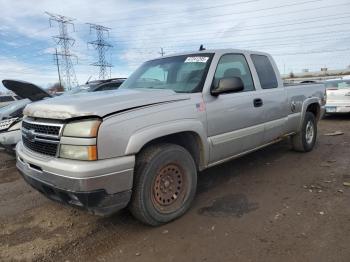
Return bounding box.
[152,163,187,213]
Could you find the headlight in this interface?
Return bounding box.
[63,119,101,138]
[60,145,97,161]
[0,117,18,131]
[8,120,22,131]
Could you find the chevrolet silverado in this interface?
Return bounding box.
[16,49,325,225]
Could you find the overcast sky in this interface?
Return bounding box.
[0,0,350,90]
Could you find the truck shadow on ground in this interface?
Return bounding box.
[101,139,290,226]
[197,139,290,194]
[197,193,259,217]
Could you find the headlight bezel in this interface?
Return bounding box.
[0,117,19,131]
[59,118,101,161]
[59,144,97,161]
[62,118,101,138]
[8,119,22,131]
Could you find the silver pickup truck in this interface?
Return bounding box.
[16,49,325,225]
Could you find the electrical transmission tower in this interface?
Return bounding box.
[46,12,78,90]
[87,23,113,80]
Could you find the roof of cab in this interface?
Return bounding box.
[149,48,272,61]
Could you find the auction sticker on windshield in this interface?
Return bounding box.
[185,56,209,63]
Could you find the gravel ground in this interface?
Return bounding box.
[1,115,350,262]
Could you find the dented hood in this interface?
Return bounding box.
[24,88,190,119]
[2,79,51,101]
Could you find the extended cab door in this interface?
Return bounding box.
[204,53,265,164]
[249,54,289,143]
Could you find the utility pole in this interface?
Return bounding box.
[54,48,62,89]
[46,12,78,90]
[159,47,165,56]
[87,23,113,80]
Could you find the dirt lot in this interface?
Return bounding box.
[1,116,350,262]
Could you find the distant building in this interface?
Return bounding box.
[283,67,350,83]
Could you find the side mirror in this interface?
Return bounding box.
[211,77,244,96]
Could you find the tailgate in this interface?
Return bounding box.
[326,88,350,104]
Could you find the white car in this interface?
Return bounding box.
[0,94,21,108]
[0,80,52,151]
[0,78,126,151]
[324,79,350,114]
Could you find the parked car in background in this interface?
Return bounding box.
[0,78,126,151]
[0,80,51,151]
[66,78,127,94]
[16,49,325,225]
[324,79,350,114]
[0,94,21,108]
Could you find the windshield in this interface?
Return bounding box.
[120,54,213,93]
[325,80,350,89]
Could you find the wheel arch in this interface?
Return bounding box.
[125,120,209,171]
[298,98,321,130]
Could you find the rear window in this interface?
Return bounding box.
[0,96,14,102]
[251,54,278,89]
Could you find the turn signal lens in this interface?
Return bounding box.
[59,145,97,161]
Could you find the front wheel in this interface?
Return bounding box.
[129,143,197,226]
[291,112,317,152]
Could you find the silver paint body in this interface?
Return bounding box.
[16,49,325,197]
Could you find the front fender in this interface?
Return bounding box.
[125,119,209,165]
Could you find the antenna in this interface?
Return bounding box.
[199,44,206,51]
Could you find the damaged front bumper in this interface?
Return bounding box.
[16,142,135,215]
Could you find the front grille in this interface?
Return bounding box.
[22,121,61,136]
[22,136,58,156]
[22,119,63,156]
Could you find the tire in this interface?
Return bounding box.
[129,143,197,226]
[291,112,317,152]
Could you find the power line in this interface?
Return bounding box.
[115,12,350,39]
[108,2,350,34]
[87,23,113,79]
[108,28,350,53]
[45,12,79,90]
[273,48,350,56]
[94,0,259,24]
[104,0,323,28]
[111,20,350,45]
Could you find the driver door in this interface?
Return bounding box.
[205,53,265,163]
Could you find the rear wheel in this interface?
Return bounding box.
[129,143,197,226]
[291,112,317,152]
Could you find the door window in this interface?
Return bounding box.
[213,54,255,92]
[251,54,278,89]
